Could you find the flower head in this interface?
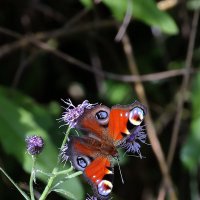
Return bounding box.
[25,135,44,155]
[60,143,69,163]
[120,125,147,159]
[60,99,97,128]
[86,194,98,200]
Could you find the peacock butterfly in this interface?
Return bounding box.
[61,100,147,200]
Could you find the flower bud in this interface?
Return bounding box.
[25,135,44,155]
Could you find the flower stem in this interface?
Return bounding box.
[60,126,71,151]
[0,167,30,200]
[29,156,36,200]
[39,126,71,200]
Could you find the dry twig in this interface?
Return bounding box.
[121,34,177,200]
[157,10,199,200]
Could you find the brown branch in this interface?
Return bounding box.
[121,34,177,200]
[0,26,198,86]
[12,50,42,88]
[0,20,116,58]
[157,10,199,200]
[167,10,199,170]
[34,3,66,22]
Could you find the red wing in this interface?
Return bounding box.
[108,100,147,142]
[65,136,114,199]
[76,105,111,140]
[76,101,147,143]
[84,157,114,200]
[108,108,130,141]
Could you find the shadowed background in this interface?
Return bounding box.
[0,0,200,200]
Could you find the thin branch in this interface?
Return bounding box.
[157,10,199,200]
[12,50,41,88]
[121,34,177,200]
[34,3,66,22]
[0,20,115,58]
[115,0,132,42]
[155,95,177,135]
[167,10,199,169]
[0,26,198,85]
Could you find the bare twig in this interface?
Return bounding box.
[115,0,132,42]
[0,20,116,58]
[34,3,66,22]
[157,10,199,200]
[88,44,105,95]
[121,34,177,200]
[12,50,41,88]
[167,10,199,170]
[0,26,198,86]
[155,95,177,135]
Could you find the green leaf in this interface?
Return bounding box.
[53,189,77,200]
[181,72,200,171]
[80,0,93,8]
[0,86,84,199]
[52,175,84,200]
[80,0,178,35]
[102,0,178,35]
[133,0,178,34]
[0,86,57,171]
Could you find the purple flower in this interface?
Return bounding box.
[59,99,97,128]
[25,135,44,155]
[86,194,98,200]
[120,125,147,159]
[60,143,69,163]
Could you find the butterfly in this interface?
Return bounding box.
[61,100,147,200]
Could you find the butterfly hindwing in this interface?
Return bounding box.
[66,136,114,200]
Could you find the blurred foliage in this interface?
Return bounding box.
[187,0,200,10]
[0,86,84,199]
[0,0,199,200]
[81,0,178,34]
[181,72,200,171]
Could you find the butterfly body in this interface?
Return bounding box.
[63,100,147,199]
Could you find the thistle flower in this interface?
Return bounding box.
[60,143,69,163]
[60,99,97,128]
[120,125,147,158]
[25,135,44,155]
[86,194,98,200]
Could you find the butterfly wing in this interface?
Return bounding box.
[65,136,114,200]
[75,104,111,140]
[76,100,147,143]
[108,100,147,142]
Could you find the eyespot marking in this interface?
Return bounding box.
[98,180,113,196]
[95,107,110,126]
[129,107,144,126]
[73,155,91,171]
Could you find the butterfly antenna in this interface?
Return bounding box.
[116,158,124,184]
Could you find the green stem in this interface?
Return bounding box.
[29,156,36,200]
[51,171,82,190]
[60,126,71,151]
[53,166,74,176]
[39,126,71,200]
[0,167,30,200]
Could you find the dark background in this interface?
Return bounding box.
[0,0,200,200]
